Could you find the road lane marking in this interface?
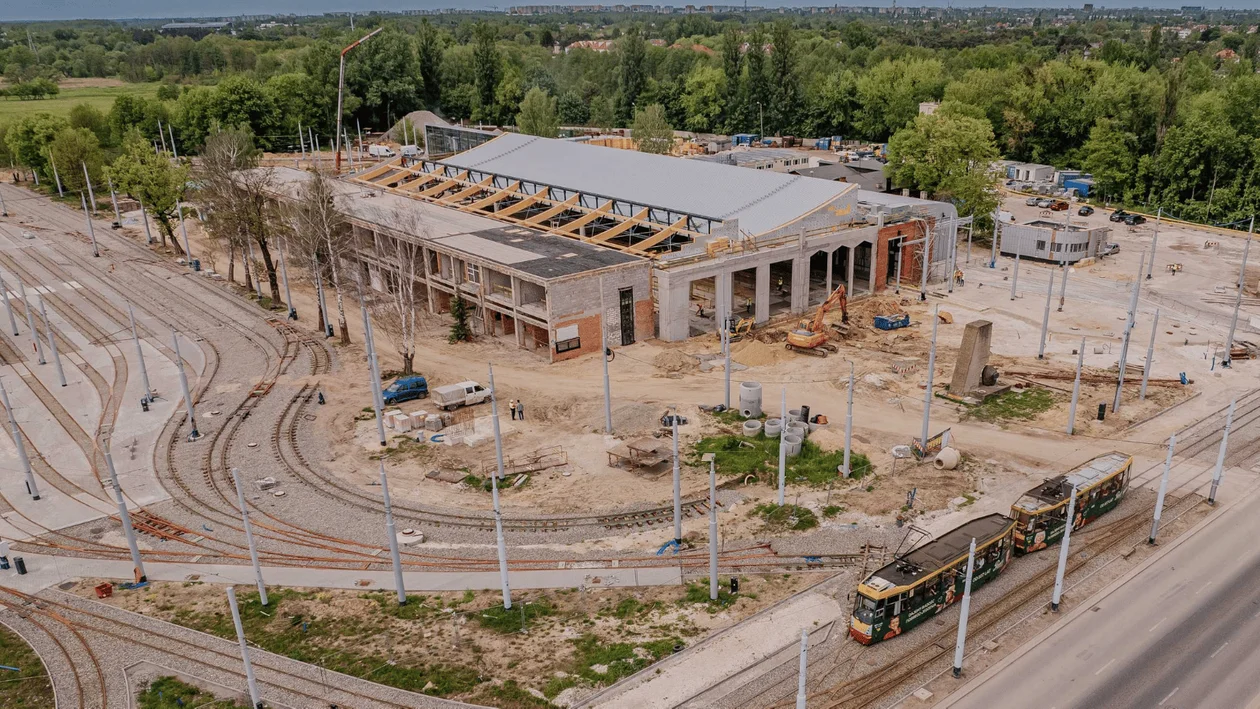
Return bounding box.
[1159,687,1179,706]
[1150,617,1167,632]
[1212,641,1229,658]
[1196,580,1214,595]
[1095,658,1116,676]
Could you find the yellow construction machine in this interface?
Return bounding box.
[785,284,849,357]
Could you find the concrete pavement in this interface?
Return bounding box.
[939,481,1260,709]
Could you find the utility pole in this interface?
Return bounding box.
[1146,208,1162,279]
[168,124,178,160]
[104,444,146,583]
[38,298,66,387]
[1067,337,1085,435]
[1237,217,1254,290]
[602,327,613,433]
[0,187,7,216]
[672,408,682,544]
[107,177,121,227]
[80,192,99,257]
[0,377,39,500]
[921,305,939,453]
[360,304,386,447]
[778,388,786,506]
[176,200,193,265]
[894,241,903,293]
[231,468,268,606]
[309,127,318,167]
[488,364,513,610]
[335,28,385,173]
[707,453,718,601]
[795,628,808,709]
[1139,310,1160,400]
[379,461,406,605]
[138,198,154,244]
[952,538,977,678]
[278,234,295,320]
[1224,219,1253,366]
[81,163,97,214]
[989,210,999,268]
[1208,398,1236,505]
[226,587,263,709]
[1149,434,1176,545]
[128,306,152,404]
[171,329,199,439]
[1037,267,1054,359]
[158,120,168,154]
[48,150,63,197]
[20,281,45,365]
[1112,250,1147,413]
[1010,252,1020,300]
[298,122,306,158]
[919,221,931,301]
[315,255,333,337]
[1050,486,1077,612]
[1057,260,1069,312]
[0,272,18,336]
[723,314,732,410]
[843,361,854,478]
[946,218,958,294]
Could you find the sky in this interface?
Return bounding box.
[3,0,1257,22]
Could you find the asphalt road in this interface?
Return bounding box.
[940,485,1260,709]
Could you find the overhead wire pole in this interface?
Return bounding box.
[37,298,66,387]
[988,210,999,268]
[1067,337,1085,435]
[488,364,513,610]
[1148,434,1176,545]
[171,329,199,439]
[80,192,99,257]
[1236,216,1254,290]
[81,162,97,214]
[278,234,295,320]
[231,467,268,606]
[359,297,386,447]
[1009,252,1020,300]
[707,453,718,601]
[1050,486,1078,612]
[0,377,39,500]
[48,150,63,197]
[176,200,193,265]
[1112,250,1147,413]
[795,628,809,709]
[168,124,178,160]
[379,461,406,605]
[672,407,682,545]
[920,305,940,453]
[601,317,613,434]
[918,219,931,301]
[1139,309,1160,400]
[1146,208,1162,279]
[226,587,263,709]
[951,538,977,678]
[104,444,146,583]
[334,27,385,174]
[1224,217,1255,367]
[20,281,45,365]
[128,305,152,404]
[107,177,121,226]
[777,388,786,506]
[1208,398,1236,505]
[138,198,154,244]
[0,272,19,336]
[298,122,306,158]
[1037,266,1054,359]
[1057,260,1069,312]
[843,360,854,478]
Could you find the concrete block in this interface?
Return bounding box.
[912,688,933,701]
[949,320,993,395]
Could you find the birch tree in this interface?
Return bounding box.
[285,169,353,343]
[371,209,425,374]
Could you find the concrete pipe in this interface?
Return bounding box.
[788,408,803,423]
[742,420,763,438]
[787,422,809,440]
[783,433,803,457]
[739,381,763,418]
[934,447,962,470]
[741,408,755,418]
[764,418,783,437]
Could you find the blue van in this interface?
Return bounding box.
[382,376,429,405]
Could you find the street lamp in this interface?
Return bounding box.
[335,26,385,174]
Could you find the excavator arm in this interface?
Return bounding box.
[810,284,849,333]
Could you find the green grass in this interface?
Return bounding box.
[0,623,53,708]
[822,504,845,518]
[0,82,161,120]
[468,679,551,708]
[474,599,556,634]
[752,503,819,531]
[681,580,742,610]
[570,634,680,685]
[543,674,580,699]
[963,387,1057,424]
[690,434,873,486]
[138,676,250,708]
[709,408,765,425]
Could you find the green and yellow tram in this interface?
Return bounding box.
[1010,452,1133,555]
[850,514,1016,645]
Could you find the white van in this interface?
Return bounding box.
[400,144,420,158]
[368,144,396,158]
[432,381,490,411]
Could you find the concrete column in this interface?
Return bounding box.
[755,264,771,323]
[824,249,833,296]
[659,274,691,342]
[715,271,733,319]
[867,241,877,294]
[846,245,856,297]
[791,256,809,314]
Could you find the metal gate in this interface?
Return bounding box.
[618,288,635,346]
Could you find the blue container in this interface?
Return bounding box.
[874,314,911,331]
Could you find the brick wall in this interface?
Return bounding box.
[550,313,603,363]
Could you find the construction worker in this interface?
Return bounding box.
[955,269,964,286]
[509,399,518,420]
[517,400,525,420]
[777,276,785,295]
[745,296,753,314]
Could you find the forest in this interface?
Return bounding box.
[2,9,1260,225]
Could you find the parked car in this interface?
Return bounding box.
[1123,214,1147,225]
[1036,199,1053,208]
[382,375,428,405]
[400,145,420,158]
[1100,242,1120,256]
[1049,200,1069,211]
[1078,205,1095,216]
[1025,196,1039,206]
[1109,209,1129,222]
[431,381,490,411]
[367,144,396,158]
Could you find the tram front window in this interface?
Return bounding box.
[854,595,882,623]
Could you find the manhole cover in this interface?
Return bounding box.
[58,581,76,591]
[89,527,104,535]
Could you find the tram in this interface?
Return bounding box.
[849,514,1016,645]
[1010,451,1132,555]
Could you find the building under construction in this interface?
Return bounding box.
[271,128,963,360]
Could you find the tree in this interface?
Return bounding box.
[854,58,946,140]
[516,87,559,138]
[107,129,190,252]
[416,19,443,108]
[1082,119,1140,202]
[557,91,589,126]
[617,26,647,121]
[372,211,424,372]
[840,20,878,50]
[632,104,673,154]
[6,113,68,183]
[472,23,502,123]
[887,110,1000,226]
[68,103,112,147]
[49,127,104,194]
[742,25,770,134]
[285,169,354,343]
[681,66,726,133]
[719,25,742,132]
[768,21,801,134]
[589,96,616,132]
[449,294,471,344]
[345,26,420,130]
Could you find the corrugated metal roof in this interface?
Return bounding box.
[436,133,853,236]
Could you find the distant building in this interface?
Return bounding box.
[792,161,889,193]
[1006,162,1055,183]
[999,220,1108,263]
[918,102,940,116]
[160,21,230,38]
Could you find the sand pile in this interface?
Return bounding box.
[807,426,846,452]
[732,339,784,367]
[848,294,910,323]
[653,350,698,373]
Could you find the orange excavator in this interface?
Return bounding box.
[785,284,849,357]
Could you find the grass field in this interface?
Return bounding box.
[0,82,161,121]
[0,622,54,708]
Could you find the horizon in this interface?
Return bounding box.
[4,0,1259,23]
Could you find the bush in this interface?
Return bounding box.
[752,503,818,531]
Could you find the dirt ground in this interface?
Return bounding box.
[73,574,820,706]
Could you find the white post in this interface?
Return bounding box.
[139,198,154,244]
[309,127,318,166]
[1037,267,1054,359]
[1050,486,1077,611]
[107,177,121,226]
[168,124,178,160]
[601,316,612,434]
[231,468,268,606]
[81,162,97,214]
[1057,260,1069,312]
[723,320,732,410]
[361,305,386,447]
[672,408,682,543]
[951,538,977,678]
[1139,310,1160,400]
[20,281,45,365]
[1067,337,1085,434]
[129,305,152,403]
[226,587,263,709]
[105,446,146,582]
[176,200,193,264]
[1113,250,1147,413]
[38,298,66,387]
[1209,398,1236,505]
[367,319,385,415]
[947,219,958,294]
[48,151,63,196]
[989,210,999,268]
[80,192,99,257]
[158,120,168,153]
[709,456,719,601]
[921,305,939,451]
[843,361,854,478]
[278,235,295,319]
[298,121,306,158]
[0,186,7,216]
[488,364,513,610]
[0,272,18,336]
[1149,434,1176,544]
[1224,219,1252,366]
[919,221,931,301]
[795,628,808,709]
[0,377,39,500]
[894,240,903,293]
[778,388,787,506]
[1010,252,1020,300]
[1146,208,1162,279]
[379,461,406,605]
[171,329,199,439]
[1236,217,1254,290]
